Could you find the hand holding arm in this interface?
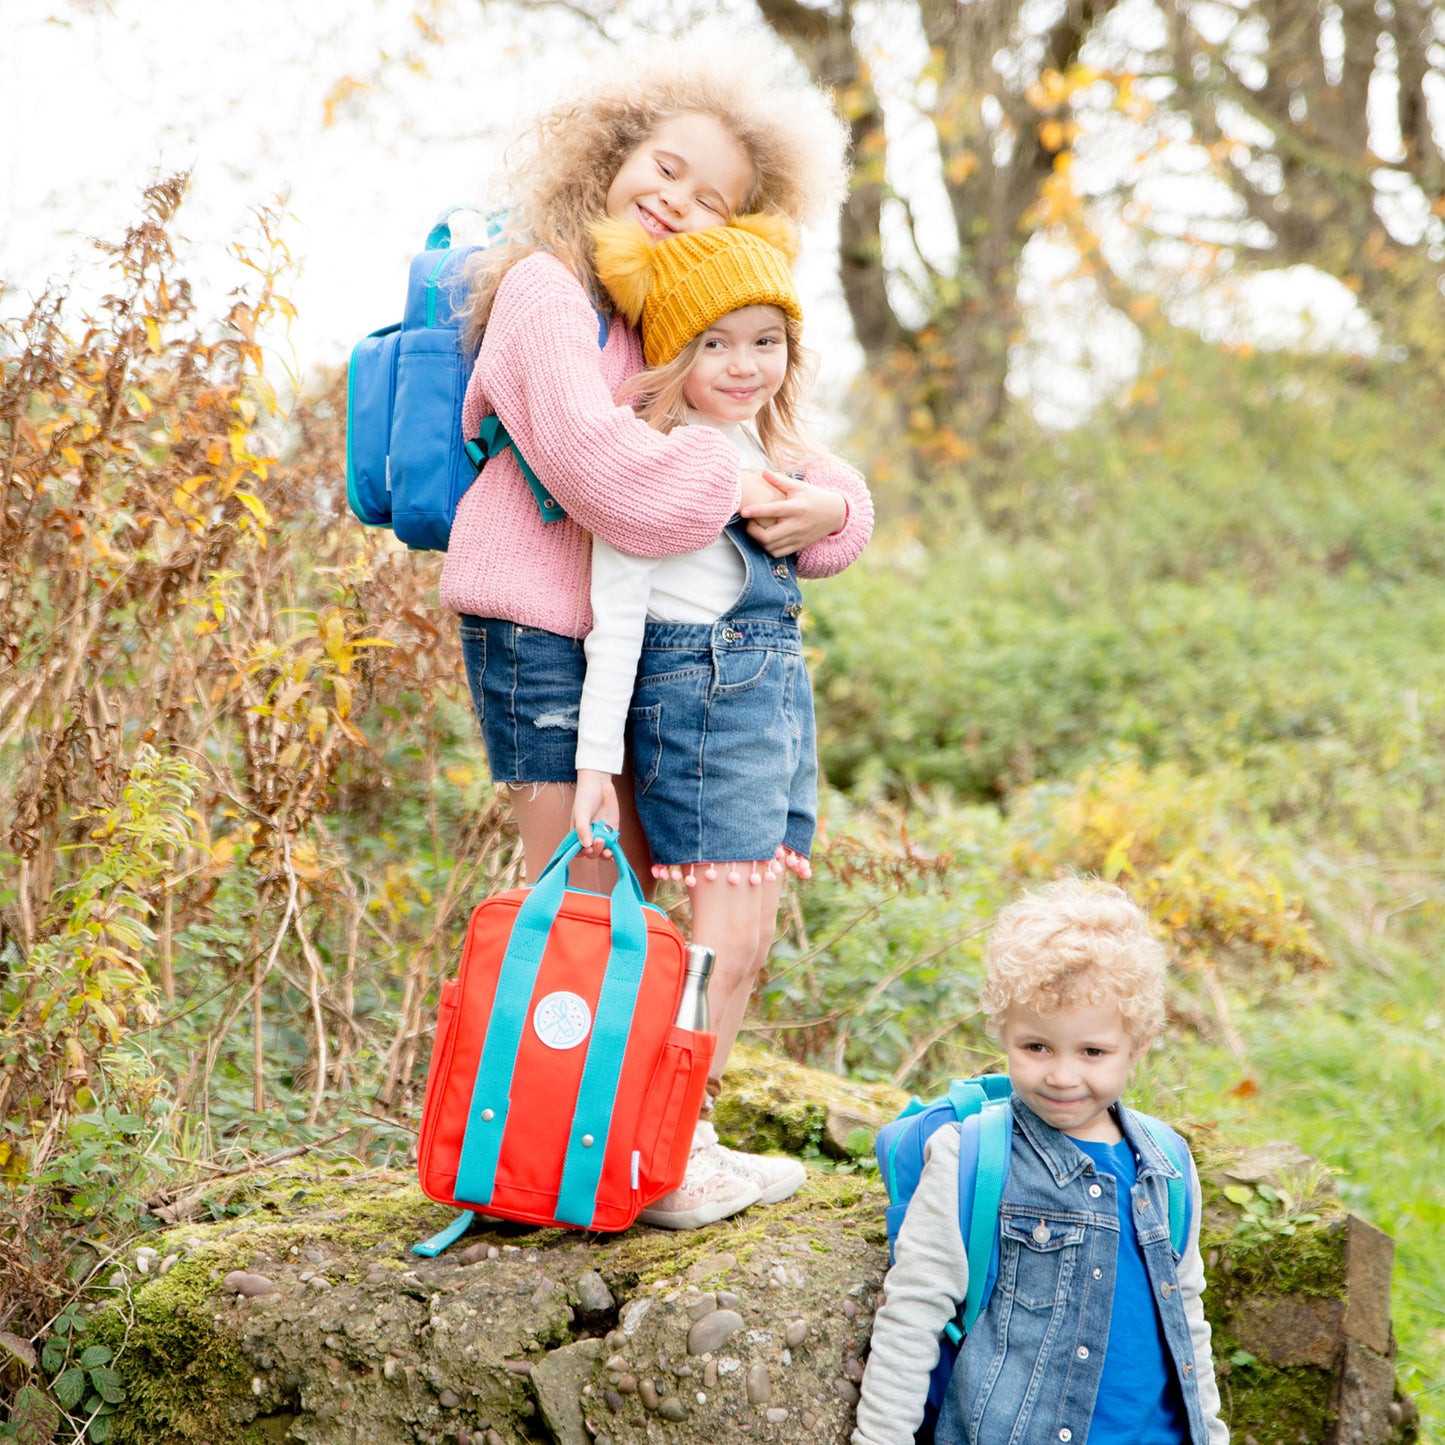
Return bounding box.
[739,471,847,556]
[737,468,787,516]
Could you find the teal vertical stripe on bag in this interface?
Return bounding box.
[553,836,649,1226]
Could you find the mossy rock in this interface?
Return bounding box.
[84,1053,1415,1444]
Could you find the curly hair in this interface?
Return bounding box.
[980,878,1169,1049]
[616,312,820,467]
[458,25,849,349]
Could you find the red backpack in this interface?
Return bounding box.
[414,826,712,1251]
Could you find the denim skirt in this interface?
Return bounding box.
[628,619,818,866]
[458,616,585,785]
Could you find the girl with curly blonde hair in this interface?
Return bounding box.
[440,28,863,907]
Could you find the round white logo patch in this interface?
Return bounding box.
[532,991,592,1050]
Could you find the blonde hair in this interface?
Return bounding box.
[617,310,820,466]
[980,878,1168,1049]
[459,26,849,349]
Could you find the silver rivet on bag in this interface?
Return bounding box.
[482,1108,495,1121]
[582,1134,595,1147]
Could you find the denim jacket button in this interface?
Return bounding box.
[1161,1282,1176,1297]
[1137,1196,1149,1211]
[1076,1346,1089,1360]
[1088,1184,1102,1198]
[1059,1431,1073,1442]
[1092,1267,1103,1279]
[1032,1221,1051,1244]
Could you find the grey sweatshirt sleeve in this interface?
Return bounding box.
[1178,1150,1230,1444]
[852,1126,970,1445]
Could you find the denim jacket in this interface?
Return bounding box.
[940,1101,1222,1444]
[852,1101,1228,1445]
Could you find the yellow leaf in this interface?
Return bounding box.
[143,316,162,353]
[59,445,84,468]
[89,999,122,1042]
[332,674,352,718]
[235,396,257,425]
[235,490,274,528]
[1102,831,1135,880]
[1038,119,1066,152]
[308,705,329,743]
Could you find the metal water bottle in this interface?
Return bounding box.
[674,943,715,1032]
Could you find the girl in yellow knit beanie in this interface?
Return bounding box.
[572,214,874,1230]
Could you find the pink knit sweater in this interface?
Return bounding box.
[439,251,874,637]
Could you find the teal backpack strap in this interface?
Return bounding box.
[412,1209,475,1258]
[945,1073,1010,1119]
[962,1103,1011,1331]
[1137,1115,1191,1254]
[469,416,566,524]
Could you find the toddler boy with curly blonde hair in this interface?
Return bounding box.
[854,877,1228,1445]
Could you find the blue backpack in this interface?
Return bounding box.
[874,1076,1191,1420]
[345,209,606,550]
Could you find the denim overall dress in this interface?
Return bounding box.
[625,519,817,868]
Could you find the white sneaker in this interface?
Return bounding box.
[638,1122,762,1230]
[721,1147,807,1206]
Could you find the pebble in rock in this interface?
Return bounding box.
[638,1379,660,1411]
[834,1378,861,1405]
[458,1243,491,1267]
[617,1374,637,1395]
[703,1362,718,1389]
[765,1407,789,1424]
[576,1270,615,1315]
[383,1359,398,1381]
[784,1318,808,1349]
[223,1271,274,1298]
[716,1289,742,1310]
[503,1360,533,1377]
[687,1308,745,1356]
[745,1364,772,1406]
[802,1411,818,1430]
[842,1299,859,1320]
[605,1390,624,1413]
[604,1329,628,1352]
[306,1275,332,1292]
[842,1358,865,1384]
[487,1432,505,1445]
[685,1293,718,1322]
[658,1397,689,1422]
[438,1389,461,1409]
[159,1254,179,1276]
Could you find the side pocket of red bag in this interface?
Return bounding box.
[415,977,461,1200]
[633,1026,716,1207]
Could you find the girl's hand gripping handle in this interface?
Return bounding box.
[573,768,621,856]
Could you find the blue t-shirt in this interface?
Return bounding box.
[1073,1136,1188,1445]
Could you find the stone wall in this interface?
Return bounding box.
[80,1051,1416,1445]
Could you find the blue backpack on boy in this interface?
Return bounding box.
[874,1076,1192,1420]
[345,208,606,551]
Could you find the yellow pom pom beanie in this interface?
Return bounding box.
[589,212,803,367]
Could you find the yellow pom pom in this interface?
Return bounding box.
[731,211,800,265]
[588,216,656,326]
